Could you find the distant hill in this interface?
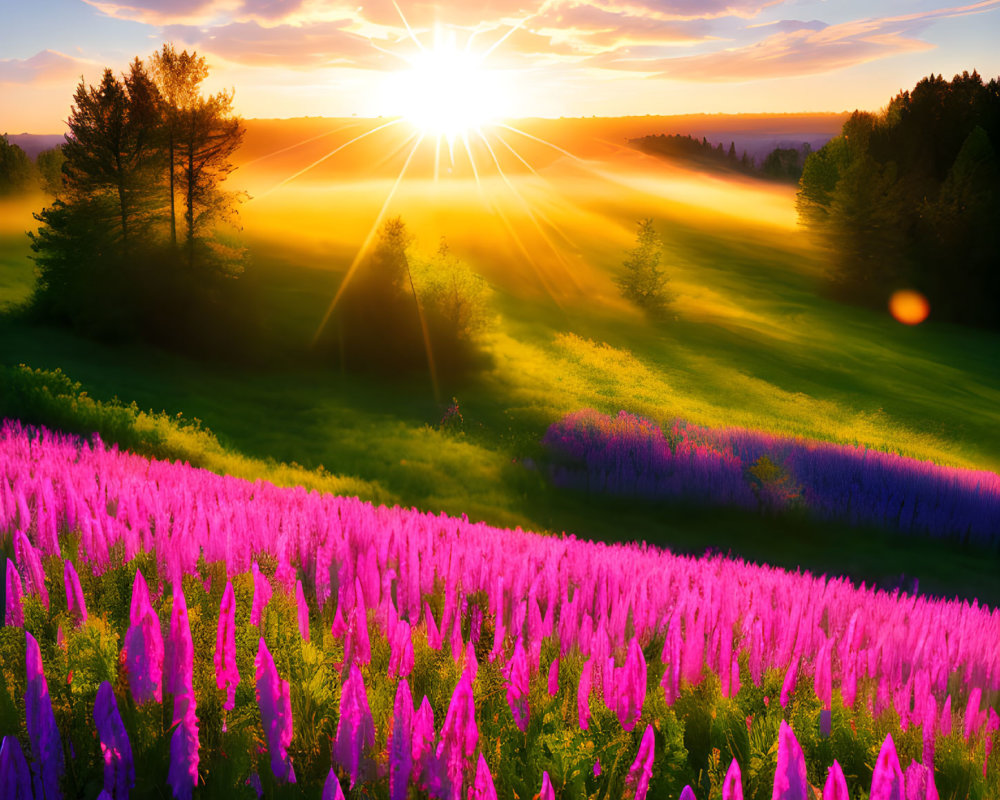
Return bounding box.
[5,133,64,159]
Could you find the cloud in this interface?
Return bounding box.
[0,50,95,85]
[83,0,227,25]
[598,0,1000,80]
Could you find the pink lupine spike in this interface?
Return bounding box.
[449,609,464,662]
[214,580,240,715]
[14,530,49,610]
[469,754,498,800]
[903,761,939,800]
[64,560,87,626]
[437,671,478,800]
[983,708,999,778]
[815,638,832,710]
[250,562,272,627]
[389,620,414,679]
[333,663,374,789]
[94,681,135,800]
[823,760,849,800]
[412,696,443,796]
[295,580,310,642]
[617,636,646,731]
[964,688,983,741]
[548,657,559,697]
[330,599,348,639]
[539,771,555,800]
[626,724,655,800]
[425,600,443,650]
[322,768,345,800]
[870,734,904,800]
[389,679,414,800]
[255,638,294,783]
[505,638,530,732]
[25,630,64,800]
[166,583,193,697]
[723,758,743,800]
[939,696,952,737]
[124,570,163,704]
[773,720,808,800]
[578,658,593,730]
[922,692,937,767]
[464,640,479,684]
[780,656,798,709]
[0,735,32,800]
[679,785,698,800]
[5,560,24,627]
[167,584,199,800]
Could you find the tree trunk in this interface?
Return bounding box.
[186,110,195,269]
[168,123,176,248]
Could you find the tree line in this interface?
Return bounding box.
[0,136,65,195]
[629,133,812,183]
[27,45,245,346]
[797,71,1000,327]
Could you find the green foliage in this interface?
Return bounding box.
[616,218,671,318]
[797,71,1000,326]
[35,146,66,195]
[0,135,35,194]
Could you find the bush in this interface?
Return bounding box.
[616,219,670,318]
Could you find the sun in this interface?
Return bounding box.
[382,27,512,139]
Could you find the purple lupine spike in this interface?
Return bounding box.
[167,584,199,800]
[94,681,135,800]
[25,630,64,800]
[626,724,655,800]
[247,772,263,798]
[723,758,743,800]
[548,657,559,696]
[214,580,239,716]
[772,720,808,800]
[540,771,555,800]
[390,679,414,800]
[255,638,294,783]
[680,786,698,800]
[412,696,442,795]
[823,760,849,800]
[469,754,497,800]
[578,658,593,730]
[123,570,163,704]
[437,671,478,800]
[903,761,938,800]
[295,580,310,642]
[250,562,272,626]
[5,560,24,627]
[14,530,49,610]
[333,663,374,789]
[98,791,113,800]
[322,768,345,800]
[389,619,414,679]
[64,560,87,626]
[0,735,32,800]
[870,734,904,800]
[505,638,530,732]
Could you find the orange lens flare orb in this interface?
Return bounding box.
[888,289,930,325]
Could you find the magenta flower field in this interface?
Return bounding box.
[1,420,998,798]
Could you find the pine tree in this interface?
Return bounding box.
[616,219,670,318]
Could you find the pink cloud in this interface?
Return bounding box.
[0,51,95,85]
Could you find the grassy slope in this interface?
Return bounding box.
[1,142,998,603]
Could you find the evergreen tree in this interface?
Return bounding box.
[36,146,66,194]
[616,218,670,318]
[0,135,35,194]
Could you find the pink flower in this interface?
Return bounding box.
[870,735,904,800]
[322,768,345,800]
[578,658,593,730]
[63,560,87,626]
[255,638,294,783]
[539,771,555,800]
[389,679,413,800]
[437,671,477,800]
[547,657,559,696]
[626,724,655,800]
[94,681,134,800]
[723,758,743,800]
[4,560,24,627]
[772,720,808,800]
[823,760,849,800]
[333,663,374,789]
[505,638,530,732]
[469,754,498,800]
[167,584,200,800]
[123,570,163,704]
[214,580,239,714]
[295,580,310,642]
[250,562,271,626]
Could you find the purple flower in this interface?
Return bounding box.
[823,760,849,800]
[94,681,135,800]
[578,658,593,730]
[322,768,345,800]
[389,619,414,679]
[250,562,272,626]
[255,638,294,783]
[470,754,497,800]
[5,560,24,627]
[167,584,199,800]
[772,720,808,800]
[626,724,655,800]
[333,662,374,789]
[870,734,904,800]
[723,758,743,800]
[680,786,698,800]
[547,657,559,696]
[593,759,601,777]
[123,570,163,704]
[25,631,64,800]
[903,761,939,800]
[412,696,442,795]
[14,530,49,610]
[389,678,413,800]
[214,580,239,714]
[437,671,477,800]
[0,735,32,800]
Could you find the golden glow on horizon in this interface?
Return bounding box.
[889,289,931,325]
[382,27,512,140]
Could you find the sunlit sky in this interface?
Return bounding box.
[2,0,999,132]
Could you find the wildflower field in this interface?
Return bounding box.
[2,421,998,799]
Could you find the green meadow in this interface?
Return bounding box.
[2,148,998,602]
